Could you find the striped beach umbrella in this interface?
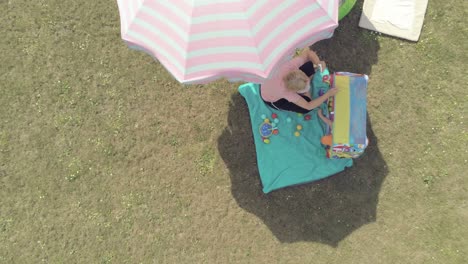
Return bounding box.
[117,0,338,84]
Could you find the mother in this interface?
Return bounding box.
[261,47,338,114]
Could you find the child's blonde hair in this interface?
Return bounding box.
[283,70,309,92]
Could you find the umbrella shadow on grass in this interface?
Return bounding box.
[217,2,385,246]
[218,95,387,246]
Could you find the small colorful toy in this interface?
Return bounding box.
[259,121,273,138]
[322,74,330,84]
[259,118,279,144]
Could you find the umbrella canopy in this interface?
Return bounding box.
[117,0,338,84]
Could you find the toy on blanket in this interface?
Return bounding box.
[259,114,280,144]
[312,70,369,159]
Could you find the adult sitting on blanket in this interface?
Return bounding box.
[261,48,338,114]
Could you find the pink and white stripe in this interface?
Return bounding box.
[117,0,338,84]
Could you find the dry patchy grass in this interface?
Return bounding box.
[0,0,467,263]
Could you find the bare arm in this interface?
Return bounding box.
[293,88,338,111]
[318,109,333,127]
[300,47,326,71]
[301,90,312,99]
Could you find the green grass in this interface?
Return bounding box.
[1,0,467,263]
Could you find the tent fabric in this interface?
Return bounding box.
[116,0,339,84]
[359,0,428,41]
[239,82,352,193]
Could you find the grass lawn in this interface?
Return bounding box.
[1,0,467,263]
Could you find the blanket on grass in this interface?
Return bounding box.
[239,82,352,193]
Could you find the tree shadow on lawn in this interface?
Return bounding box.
[313,0,380,75]
[218,95,387,246]
[217,3,385,246]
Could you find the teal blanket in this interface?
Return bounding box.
[239,83,352,193]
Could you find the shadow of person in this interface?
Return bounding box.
[217,1,384,246]
[218,95,387,246]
